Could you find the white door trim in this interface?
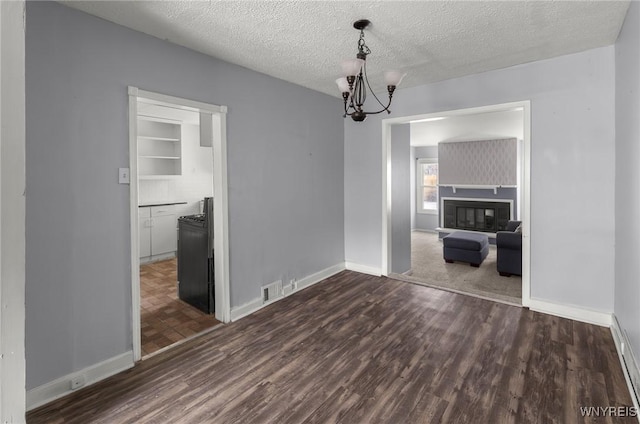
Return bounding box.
[381,100,532,307]
[0,1,27,420]
[127,87,231,362]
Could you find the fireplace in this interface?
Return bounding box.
[442,198,512,232]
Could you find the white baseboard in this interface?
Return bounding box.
[229,298,263,321]
[140,252,175,265]
[282,283,295,296]
[230,263,346,322]
[26,350,134,411]
[344,262,382,276]
[295,263,345,290]
[527,298,612,327]
[611,314,640,417]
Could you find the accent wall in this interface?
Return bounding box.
[438,138,517,186]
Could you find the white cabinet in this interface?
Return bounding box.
[139,205,177,262]
[137,117,182,178]
[151,206,177,255]
[138,209,152,258]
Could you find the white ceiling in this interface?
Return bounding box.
[410,109,524,147]
[61,1,630,97]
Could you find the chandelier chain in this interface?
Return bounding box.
[357,30,371,56]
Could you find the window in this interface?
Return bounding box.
[417,158,438,214]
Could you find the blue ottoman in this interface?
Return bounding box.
[443,231,489,267]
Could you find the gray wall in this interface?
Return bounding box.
[390,124,411,274]
[26,2,344,389]
[615,1,640,379]
[345,46,615,312]
[412,146,438,231]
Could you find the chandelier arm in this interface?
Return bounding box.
[363,106,393,116]
[343,103,358,117]
[363,62,389,112]
[358,95,393,116]
[359,92,394,116]
[344,92,358,115]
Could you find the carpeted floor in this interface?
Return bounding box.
[401,231,522,305]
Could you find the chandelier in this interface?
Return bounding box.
[336,19,406,122]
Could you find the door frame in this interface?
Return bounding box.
[381,100,531,306]
[0,0,27,419]
[128,87,231,361]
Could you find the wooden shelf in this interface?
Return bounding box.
[137,117,182,177]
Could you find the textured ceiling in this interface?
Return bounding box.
[60,1,630,97]
[411,109,524,147]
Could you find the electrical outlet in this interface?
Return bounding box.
[70,375,86,390]
[282,281,294,296]
[290,278,297,290]
[621,341,626,355]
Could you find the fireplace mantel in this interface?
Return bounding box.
[439,184,517,195]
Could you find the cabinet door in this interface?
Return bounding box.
[139,217,152,258]
[151,214,177,255]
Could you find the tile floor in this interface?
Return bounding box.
[140,258,220,356]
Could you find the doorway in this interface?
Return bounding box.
[128,87,230,361]
[382,101,531,306]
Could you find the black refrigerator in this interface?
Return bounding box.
[177,197,214,314]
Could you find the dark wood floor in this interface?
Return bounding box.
[27,271,635,423]
[140,258,220,356]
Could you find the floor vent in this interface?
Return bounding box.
[262,280,283,304]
